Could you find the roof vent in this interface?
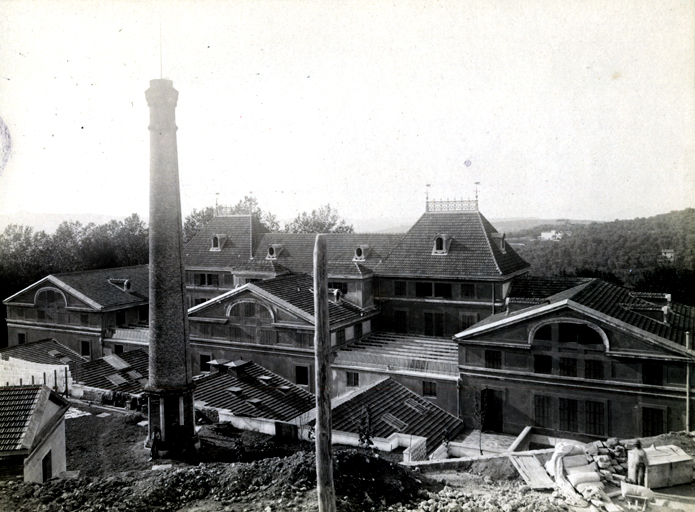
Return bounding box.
[266,244,284,260]
[107,278,132,292]
[225,359,251,378]
[381,413,408,431]
[432,234,452,255]
[353,245,370,261]
[331,289,343,304]
[207,358,231,374]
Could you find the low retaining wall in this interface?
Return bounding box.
[403,447,555,473]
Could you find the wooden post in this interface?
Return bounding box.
[313,234,336,512]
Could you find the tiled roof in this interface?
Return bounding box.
[193,360,315,422]
[0,385,68,453]
[53,265,149,310]
[184,215,402,276]
[334,332,458,376]
[76,350,149,394]
[184,215,270,269]
[251,274,375,326]
[322,378,463,455]
[0,339,87,375]
[0,385,42,452]
[375,211,530,279]
[507,276,594,299]
[458,279,695,349]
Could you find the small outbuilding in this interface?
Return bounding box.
[0,385,70,483]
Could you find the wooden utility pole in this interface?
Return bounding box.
[313,234,336,512]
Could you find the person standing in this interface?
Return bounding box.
[628,440,648,486]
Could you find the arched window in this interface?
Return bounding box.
[227,300,273,325]
[212,236,219,249]
[435,237,444,251]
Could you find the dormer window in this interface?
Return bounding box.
[266,244,284,260]
[432,234,452,255]
[491,233,506,253]
[353,245,370,261]
[210,234,227,251]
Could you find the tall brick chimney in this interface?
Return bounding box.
[144,79,195,456]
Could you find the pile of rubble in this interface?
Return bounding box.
[391,482,571,512]
[0,448,427,512]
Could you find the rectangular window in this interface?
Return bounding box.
[223,274,235,287]
[80,340,90,357]
[422,381,437,397]
[585,401,605,436]
[17,332,26,345]
[38,310,45,321]
[534,354,552,374]
[485,350,502,369]
[200,354,212,372]
[353,322,362,340]
[415,282,433,297]
[434,283,452,299]
[534,395,551,428]
[259,329,275,345]
[461,283,475,298]
[114,344,124,355]
[244,302,256,317]
[138,306,149,322]
[295,366,310,386]
[245,278,261,284]
[424,312,444,336]
[296,331,312,348]
[42,451,52,483]
[328,281,348,294]
[394,310,408,334]
[585,360,604,380]
[642,407,665,437]
[194,298,207,306]
[80,313,89,326]
[335,329,346,345]
[461,314,478,330]
[642,363,663,386]
[394,281,407,296]
[559,357,577,377]
[116,310,126,326]
[346,371,359,387]
[559,398,579,432]
[476,284,493,299]
[195,273,220,286]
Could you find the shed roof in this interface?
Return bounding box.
[316,378,463,455]
[193,360,315,422]
[0,339,87,375]
[76,350,149,393]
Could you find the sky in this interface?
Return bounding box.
[0,0,693,232]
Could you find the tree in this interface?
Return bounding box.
[182,196,281,242]
[283,204,354,234]
[183,206,215,243]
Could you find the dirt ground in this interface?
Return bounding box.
[2,402,695,512]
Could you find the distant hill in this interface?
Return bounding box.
[0,212,127,234]
[512,208,695,280]
[491,217,598,234]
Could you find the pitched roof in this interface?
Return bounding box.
[375,211,530,279]
[334,331,458,376]
[190,273,376,327]
[318,378,463,455]
[3,265,149,310]
[507,275,594,300]
[252,274,374,325]
[184,215,402,276]
[184,215,269,269]
[0,339,87,375]
[458,279,695,350]
[0,385,69,453]
[76,350,149,393]
[193,360,315,422]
